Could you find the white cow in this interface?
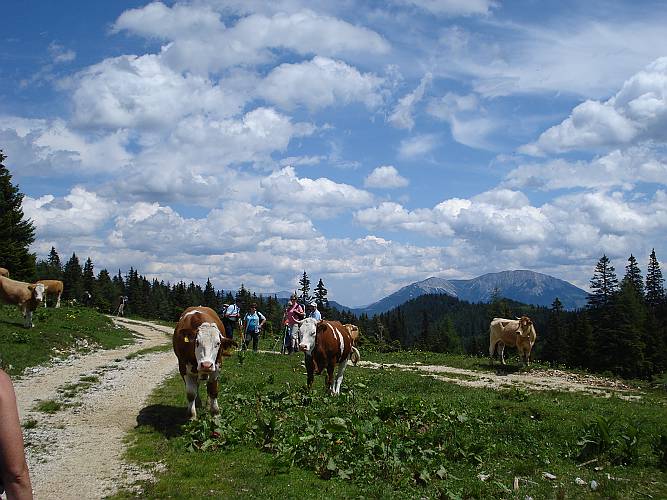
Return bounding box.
[489,316,537,366]
[0,277,46,328]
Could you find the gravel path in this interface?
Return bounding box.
[14,317,176,500]
[358,361,642,400]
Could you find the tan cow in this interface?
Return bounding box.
[343,323,361,365]
[0,267,9,277]
[36,279,64,308]
[0,276,46,328]
[489,316,537,366]
[173,306,236,419]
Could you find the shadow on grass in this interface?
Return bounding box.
[136,404,188,438]
[477,361,524,376]
[0,317,26,328]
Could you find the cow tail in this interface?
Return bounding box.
[350,346,360,366]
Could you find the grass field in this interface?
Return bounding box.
[0,304,135,376]
[113,348,667,499]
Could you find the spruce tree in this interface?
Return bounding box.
[203,278,217,309]
[0,151,37,279]
[299,271,312,305]
[622,254,644,298]
[587,255,619,309]
[62,253,84,300]
[82,257,96,300]
[646,249,665,309]
[95,269,116,313]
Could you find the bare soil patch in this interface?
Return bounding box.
[358,361,642,400]
[14,317,175,500]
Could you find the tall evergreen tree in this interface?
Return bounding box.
[203,278,218,309]
[82,257,96,300]
[622,254,644,298]
[0,151,37,279]
[541,298,567,365]
[299,271,312,305]
[95,269,117,313]
[646,249,665,309]
[62,253,84,300]
[587,255,619,309]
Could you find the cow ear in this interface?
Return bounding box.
[28,284,35,291]
[220,336,237,350]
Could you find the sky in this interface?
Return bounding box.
[2,0,667,307]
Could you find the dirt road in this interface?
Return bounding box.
[14,317,176,500]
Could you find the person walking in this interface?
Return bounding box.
[282,294,304,354]
[242,303,266,352]
[0,369,33,499]
[306,301,322,321]
[223,297,242,339]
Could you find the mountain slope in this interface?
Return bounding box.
[352,270,587,316]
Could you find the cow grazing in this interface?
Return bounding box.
[36,279,64,308]
[0,276,46,328]
[298,319,360,394]
[0,267,9,277]
[489,316,537,366]
[173,306,236,419]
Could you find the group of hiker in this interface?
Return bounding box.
[221,294,322,353]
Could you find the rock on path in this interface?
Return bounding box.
[14,317,176,500]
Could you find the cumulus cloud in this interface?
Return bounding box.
[504,147,667,191]
[0,116,130,177]
[260,166,373,216]
[23,187,116,239]
[69,54,246,129]
[522,57,667,155]
[398,133,439,159]
[258,56,384,111]
[114,5,390,74]
[388,73,432,129]
[364,165,409,189]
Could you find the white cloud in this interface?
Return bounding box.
[23,187,116,239]
[522,57,667,155]
[258,56,384,111]
[388,72,432,129]
[393,0,496,16]
[364,165,409,189]
[114,5,390,74]
[260,166,373,216]
[398,133,439,159]
[69,54,246,130]
[504,147,667,191]
[48,42,76,63]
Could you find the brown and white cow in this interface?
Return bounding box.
[489,316,537,366]
[36,279,64,308]
[0,276,46,328]
[297,318,360,394]
[0,267,9,277]
[173,306,236,419]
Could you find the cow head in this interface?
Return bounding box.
[297,318,319,354]
[517,316,532,336]
[193,322,226,373]
[28,283,46,303]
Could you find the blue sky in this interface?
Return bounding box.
[2,0,667,306]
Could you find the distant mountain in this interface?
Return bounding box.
[352,270,587,317]
[259,291,292,299]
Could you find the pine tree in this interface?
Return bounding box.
[203,279,217,309]
[95,269,117,313]
[587,255,619,309]
[622,254,644,298]
[62,253,84,300]
[611,280,647,377]
[646,249,665,309]
[541,298,567,365]
[0,151,36,279]
[299,271,311,305]
[82,257,96,301]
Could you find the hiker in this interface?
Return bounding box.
[307,301,322,321]
[0,369,33,499]
[282,294,304,354]
[223,297,241,339]
[242,303,266,352]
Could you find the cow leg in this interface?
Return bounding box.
[184,374,199,419]
[305,354,314,389]
[56,292,61,308]
[499,343,506,365]
[325,365,334,394]
[333,359,348,395]
[206,376,219,415]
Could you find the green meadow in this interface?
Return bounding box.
[113,348,667,499]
